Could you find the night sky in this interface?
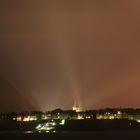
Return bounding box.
[1,1,140,112]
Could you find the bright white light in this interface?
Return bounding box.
[13,118,16,121]
[45,123,48,126]
[52,122,56,126]
[60,119,65,125]
[109,116,114,120]
[86,116,91,119]
[45,127,54,131]
[117,111,121,115]
[36,124,42,129]
[137,120,140,123]
[29,116,37,121]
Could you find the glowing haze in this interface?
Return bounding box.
[0,0,140,112]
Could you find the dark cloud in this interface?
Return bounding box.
[0,0,140,111]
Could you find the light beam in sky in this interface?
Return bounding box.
[0,1,140,111]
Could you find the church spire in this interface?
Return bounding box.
[72,99,80,112]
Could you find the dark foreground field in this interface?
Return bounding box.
[0,131,140,140]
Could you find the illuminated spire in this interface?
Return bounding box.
[72,99,80,112]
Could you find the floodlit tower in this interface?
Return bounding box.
[72,99,80,112]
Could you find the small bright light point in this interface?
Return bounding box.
[60,119,65,125]
[117,111,121,115]
[36,124,42,129]
[52,122,56,126]
[45,123,48,126]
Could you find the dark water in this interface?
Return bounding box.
[0,131,140,140]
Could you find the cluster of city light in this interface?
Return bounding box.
[36,123,54,131]
[16,116,37,122]
[36,119,65,133]
[96,111,123,120]
[95,110,140,124]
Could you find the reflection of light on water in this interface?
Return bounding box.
[24,131,34,134]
